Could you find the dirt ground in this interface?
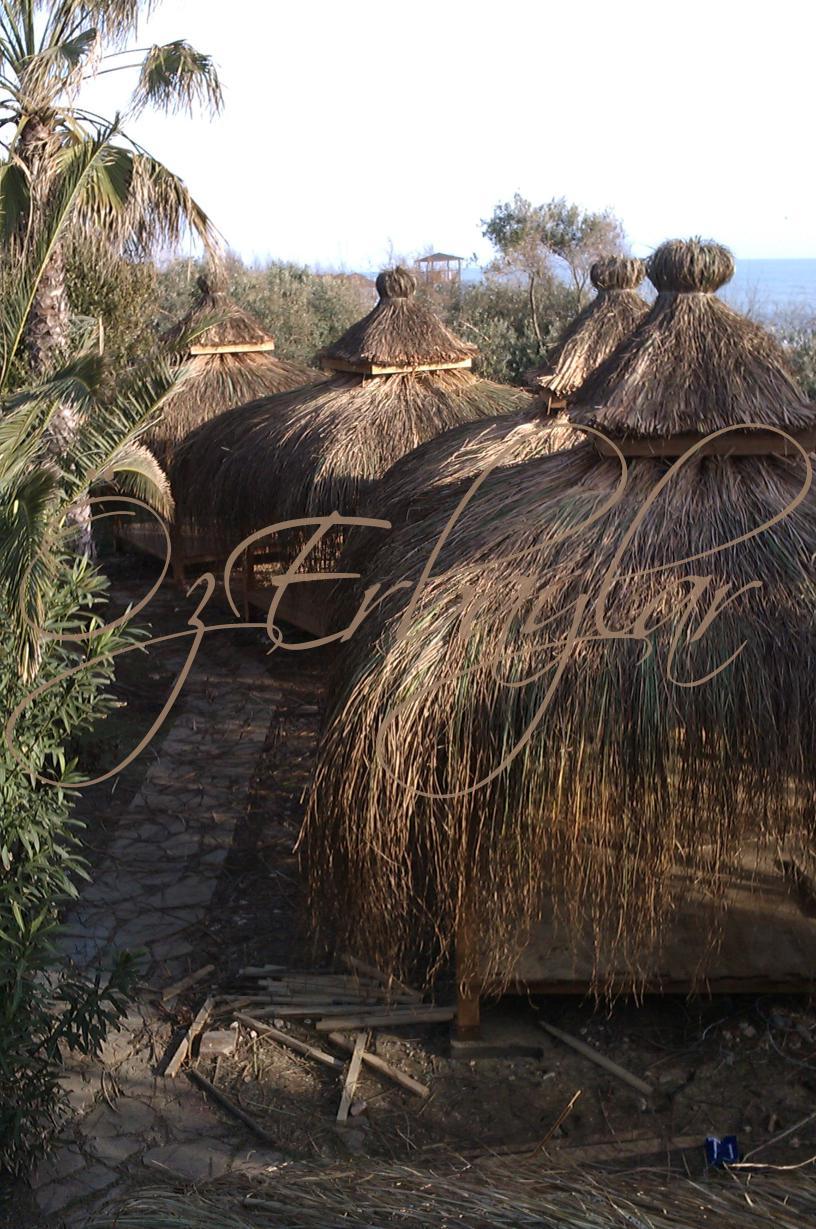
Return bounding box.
[30,558,816,1185]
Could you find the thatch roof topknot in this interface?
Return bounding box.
[647,238,735,293]
[320,266,477,372]
[570,235,813,438]
[163,274,276,353]
[590,256,646,291]
[376,266,418,300]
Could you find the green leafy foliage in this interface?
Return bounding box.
[155,255,377,367]
[482,194,627,345]
[447,275,579,384]
[0,558,138,1171]
[769,308,816,399]
[64,240,158,369]
[0,116,183,1175]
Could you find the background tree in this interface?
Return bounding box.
[483,194,627,347]
[448,275,576,385]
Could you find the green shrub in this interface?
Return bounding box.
[769,308,816,400]
[447,276,579,385]
[155,255,376,366]
[0,554,137,1172]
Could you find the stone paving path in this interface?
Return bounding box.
[30,630,283,1226]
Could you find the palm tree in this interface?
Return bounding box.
[0,0,222,374]
[0,124,177,677]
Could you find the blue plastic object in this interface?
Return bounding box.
[705,1135,741,1166]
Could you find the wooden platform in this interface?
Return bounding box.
[113,523,334,639]
[458,847,816,1036]
[242,582,331,638]
[113,520,216,585]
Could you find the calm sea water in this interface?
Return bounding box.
[721,259,816,318]
[460,259,816,320]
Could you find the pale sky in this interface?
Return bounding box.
[80,0,816,269]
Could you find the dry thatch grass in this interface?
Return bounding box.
[89,1161,816,1228]
[339,408,579,585]
[343,260,649,576]
[170,271,526,560]
[148,275,319,468]
[302,238,816,995]
[572,242,812,437]
[322,266,477,368]
[526,256,649,396]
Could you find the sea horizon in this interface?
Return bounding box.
[435,257,816,318]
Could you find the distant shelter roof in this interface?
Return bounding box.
[416,253,463,264]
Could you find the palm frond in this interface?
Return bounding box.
[98,438,172,518]
[132,40,222,116]
[63,345,179,511]
[41,1,150,51]
[4,349,106,413]
[61,141,218,261]
[0,461,61,679]
[0,158,30,242]
[0,353,106,491]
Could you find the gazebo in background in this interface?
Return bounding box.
[416,252,463,288]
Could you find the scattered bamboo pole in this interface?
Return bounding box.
[327,1031,430,1098]
[186,1068,278,1146]
[239,965,288,977]
[317,1007,453,1032]
[341,955,423,1002]
[538,1022,653,1097]
[251,1003,385,1021]
[160,964,215,1005]
[237,1014,344,1071]
[336,1032,367,1123]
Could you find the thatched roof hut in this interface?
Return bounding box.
[525,255,649,396]
[356,255,648,543]
[149,275,318,467]
[302,238,816,1002]
[170,267,526,559]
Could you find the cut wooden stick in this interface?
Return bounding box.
[539,1089,582,1146]
[239,965,288,977]
[256,991,373,1006]
[341,955,423,1002]
[538,1022,654,1097]
[458,1131,701,1163]
[164,996,214,1078]
[237,1014,344,1070]
[160,964,215,1004]
[327,1031,430,1098]
[186,1068,278,1145]
[250,1003,386,1020]
[213,996,271,1012]
[337,1032,367,1123]
[316,1007,454,1032]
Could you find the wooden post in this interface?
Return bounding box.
[455,891,481,1039]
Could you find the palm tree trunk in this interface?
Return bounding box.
[26,236,70,375]
[18,117,93,554]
